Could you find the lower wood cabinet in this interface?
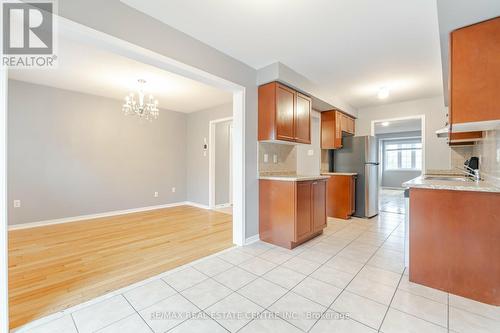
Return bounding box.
[259,178,327,249]
[409,188,500,305]
[325,174,356,219]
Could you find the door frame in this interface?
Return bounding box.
[0,65,8,333]
[209,117,233,209]
[0,15,247,331]
[370,115,426,172]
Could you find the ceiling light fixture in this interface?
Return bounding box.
[377,87,390,99]
[122,79,159,121]
[381,121,390,127]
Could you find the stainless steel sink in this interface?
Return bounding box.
[424,176,471,182]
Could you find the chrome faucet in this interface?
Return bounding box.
[456,165,481,181]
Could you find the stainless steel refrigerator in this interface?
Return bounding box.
[331,135,379,218]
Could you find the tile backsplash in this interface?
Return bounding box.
[258,142,297,175]
[450,146,474,170]
[474,129,500,186]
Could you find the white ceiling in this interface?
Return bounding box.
[374,118,422,135]
[9,37,232,113]
[122,0,444,109]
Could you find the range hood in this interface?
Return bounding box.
[435,126,449,138]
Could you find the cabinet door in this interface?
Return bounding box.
[450,17,500,124]
[295,181,312,241]
[295,93,311,144]
[334,112,343,148]
[312,180,327,231]
[276,84,296,141]
[346,117,355,135]
[349,176,356,214]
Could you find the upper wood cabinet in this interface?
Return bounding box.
[450,17,500,126]
[295,92,312,143]
[321,110,355,149]
[258,82,311,144]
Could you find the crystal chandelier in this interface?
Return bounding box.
[122,79,159,121]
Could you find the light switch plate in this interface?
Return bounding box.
[273,154,278,164]
[307,149,314,156]
[263,154,269,163]
[13,200,21,208]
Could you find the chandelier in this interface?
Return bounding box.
[122,79,159,121]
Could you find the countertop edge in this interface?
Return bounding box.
[259,175,330,182]
[403,176,500,193]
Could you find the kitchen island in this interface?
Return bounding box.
[404,175,500,305]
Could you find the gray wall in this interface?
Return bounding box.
[186,104,232,206]
[377,131,422,188]
[356,96,451,171]
[8,80,187,225]
[215,120,232,206]
[58,0,259,238]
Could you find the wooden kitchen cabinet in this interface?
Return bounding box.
[258,82,311,144]
[324,174,356,219]
[259,178,327,249]
[448,131,483,146]
[312,180,327,231]
[295,92,312,143]
[450,17,500,126]
[409,188,500,305]
[321,110,355,149]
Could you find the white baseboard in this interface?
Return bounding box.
[185,201,211,210]
[8,201,206,230]
[214,203,232,209]
[245,234,260,245]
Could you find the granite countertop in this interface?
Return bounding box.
[321,172,358,176]
[403,175,500,193]
[259,175,330,182]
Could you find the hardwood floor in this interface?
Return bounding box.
[8,205,233,329]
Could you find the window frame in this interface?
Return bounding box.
[382,138,423,171]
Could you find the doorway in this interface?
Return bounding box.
[209,117,233,211]
[371,116,425,214]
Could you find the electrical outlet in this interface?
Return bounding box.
[171,187,176,193]
[154,191,159,198]
[273,154,278,164]
[13,200,21,208]
[263,154,269,163]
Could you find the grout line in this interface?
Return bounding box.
[447,293,450,333]
[70,313,79,333]
[307,218,404,332]
[376,268,404,332]
[121,295,155,333]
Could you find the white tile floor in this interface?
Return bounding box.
[15,212,500,333]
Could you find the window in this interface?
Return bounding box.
[383,140,422,170]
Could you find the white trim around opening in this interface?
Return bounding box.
[370,115,426,172]
[0,15,248,331]
[208,116,233,209]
